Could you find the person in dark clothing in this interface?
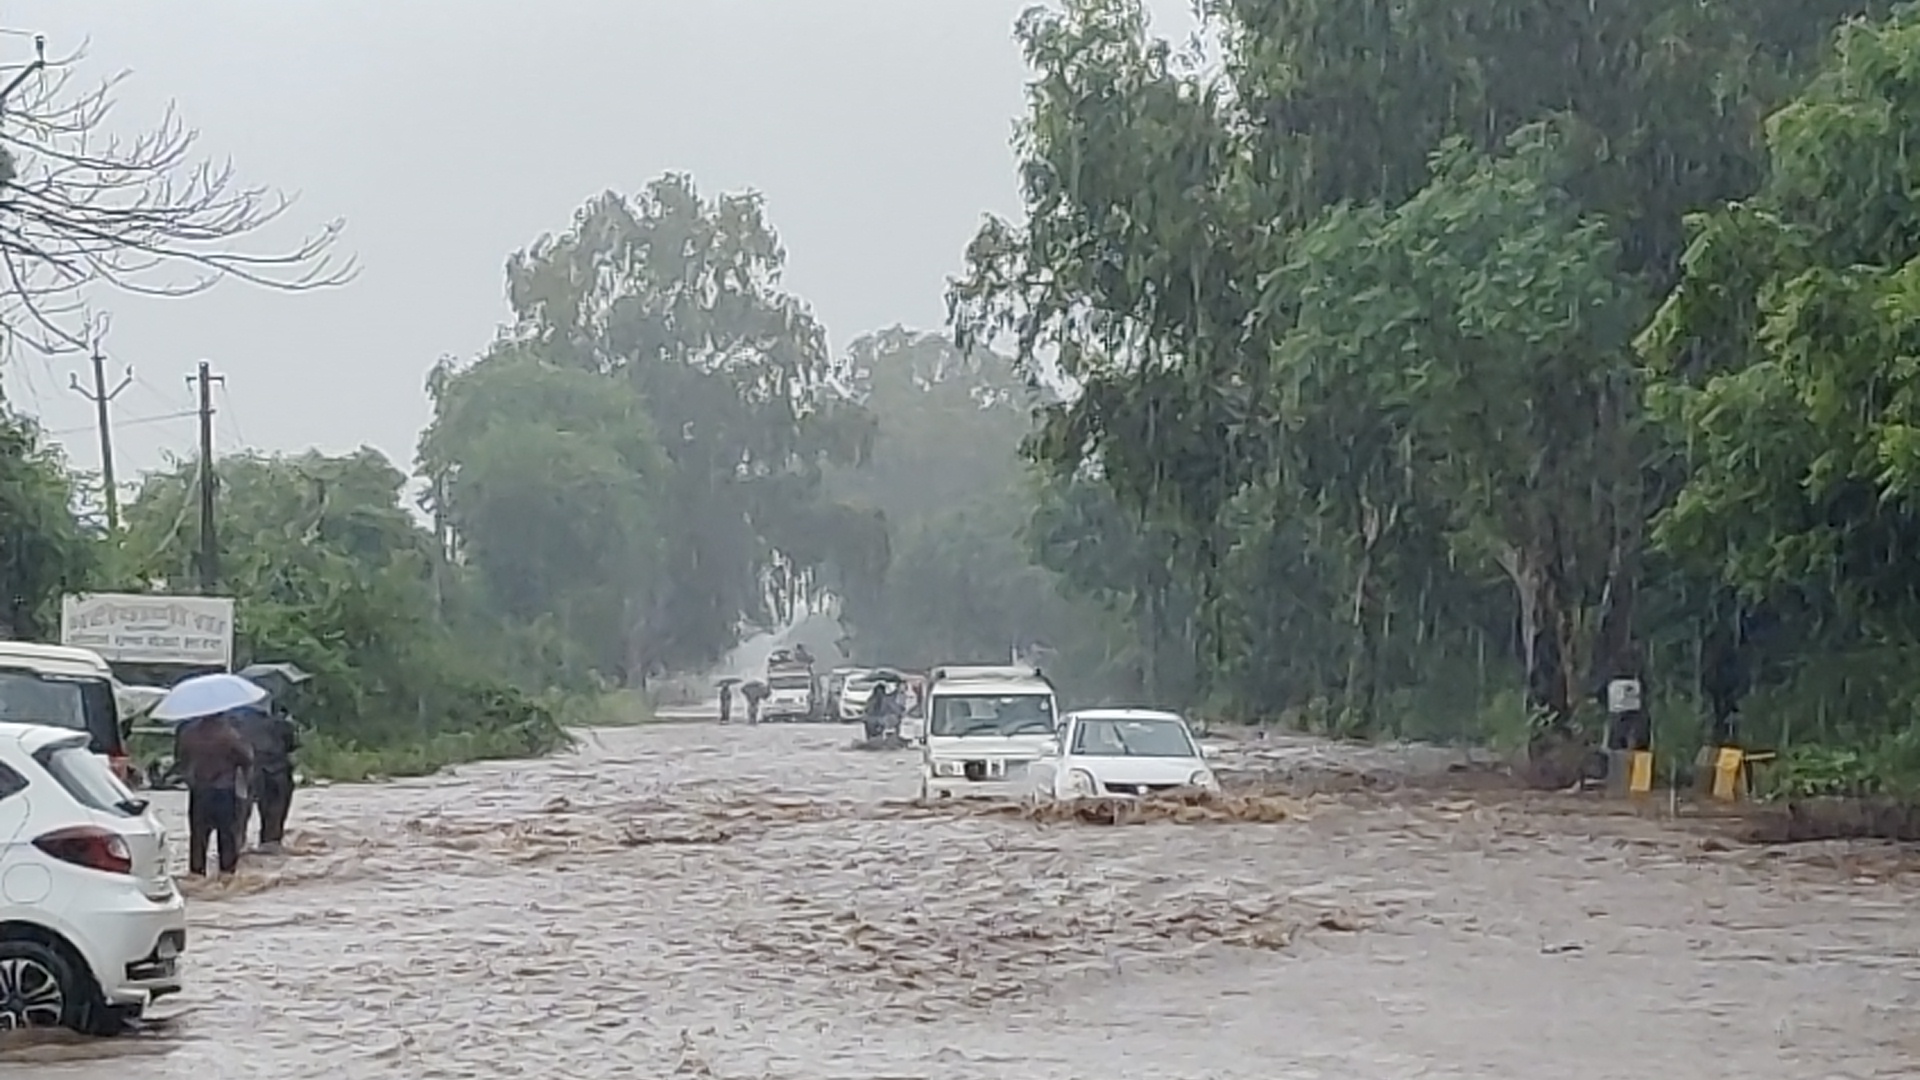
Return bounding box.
[235,704,301,853]
[742,680,767,725]
[176,712,254,877]
[863,682,900,743]
[718,683,734,725]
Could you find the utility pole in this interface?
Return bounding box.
[68,328,133,532]
[187,361,224,593]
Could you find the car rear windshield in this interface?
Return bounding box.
[0,671,121,755]
[768,674,812,690]
[35,743,140,817]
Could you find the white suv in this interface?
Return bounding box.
[0,722,185,1034]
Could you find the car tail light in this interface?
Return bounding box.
[108,755,134,784]
[34,826,134,875]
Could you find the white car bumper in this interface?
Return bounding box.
[65,879,188,1008]
[920,763,1036,800]
[923,776,1028,800]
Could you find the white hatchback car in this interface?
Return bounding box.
[1029,708,1221,800]
[0,722,185,1034]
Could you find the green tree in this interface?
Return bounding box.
[419,348,666,683]
[0,408,94,639]
[828,327,1032,524]
[1641,7,1920,784]
[119,448,565,760]
[481,174,874,679]
[1274,126,1643,740]
[952,0,1885,759]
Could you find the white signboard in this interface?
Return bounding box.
[59,593,235,667]
[1606,678,1644,715]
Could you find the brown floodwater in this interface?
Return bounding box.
[5,722,1917,1079]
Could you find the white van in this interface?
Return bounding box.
[0,642,132,784]
[918,664,1058,800]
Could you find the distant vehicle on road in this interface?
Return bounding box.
[1027,708,1219,800]
[837,668,879,723]
[822,666,860,720]
[918,664,1057,800]
[762,649,817,722]
[0,722,185,1034]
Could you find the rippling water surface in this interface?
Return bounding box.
[7,722,1917,1078]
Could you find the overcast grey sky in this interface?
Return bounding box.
[1,1,1198,486]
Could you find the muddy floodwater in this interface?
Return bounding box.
[8,723,1919,1078]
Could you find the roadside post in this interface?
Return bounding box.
[1604,675,1653,797]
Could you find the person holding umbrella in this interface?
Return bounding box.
[235,663,309,854]
[153,673,264,878]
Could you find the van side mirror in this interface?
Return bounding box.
[1201,744,1220,759]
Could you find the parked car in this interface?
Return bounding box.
[0,642,134,785]
[1027,708,1220,800]
[837,668,878,723]
[0,722,185,1034]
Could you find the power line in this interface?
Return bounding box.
[47,409,197,437]
[134,371,192,412]
[214,381,249,450]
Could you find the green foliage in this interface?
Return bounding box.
[0,408,95,639]
[1636,7,1920,790]
[436,173,880,681]
[116,448,569,766]
[420,348,664,683]
[16,0,1920,806]
[945,0,1920,796]
[825,328,1136,696]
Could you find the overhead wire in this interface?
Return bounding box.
[214,380,249,452]
[47,408,197,437]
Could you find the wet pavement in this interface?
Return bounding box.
[7,722,1919,1078]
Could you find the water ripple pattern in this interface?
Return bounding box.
[5,723,1916,1079]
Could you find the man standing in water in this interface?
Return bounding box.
[742,680,767,725]
[718,682,734,725]
[175,711,255,877]
[236,702,301,854]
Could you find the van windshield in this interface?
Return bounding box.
[929,693,1055,737]
[0,671,121,754]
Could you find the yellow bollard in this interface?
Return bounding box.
[1710,747,1745,801]
[1627,749,1654,795]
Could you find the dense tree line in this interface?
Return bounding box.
[946,0,1920,793]
[9,4,1920,797]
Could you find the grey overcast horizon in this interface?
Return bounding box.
[2,0,1199,491]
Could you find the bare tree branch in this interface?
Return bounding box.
[0,34,355,352]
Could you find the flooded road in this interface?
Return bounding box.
[10,722,1919,1078]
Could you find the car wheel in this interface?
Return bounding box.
[0,939,105,1035]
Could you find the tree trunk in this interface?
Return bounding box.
[1590,377,1647,751]
[1342,547,1379,736]
[1141,580,1161,702]
[1500,541,1586,788]
[1341,498,1396,737]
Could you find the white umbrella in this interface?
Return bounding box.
[113,680,168,720]
[150,673,269,725]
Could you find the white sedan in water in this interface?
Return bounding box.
[1027,708,1220,800]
